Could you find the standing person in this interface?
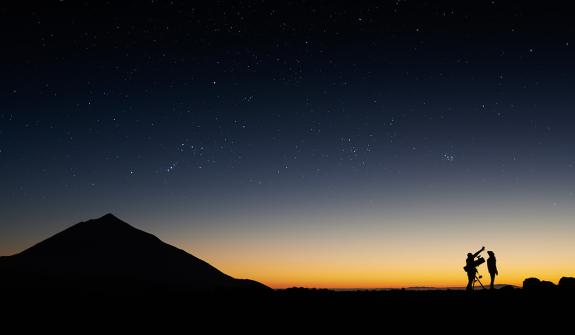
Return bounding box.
[487,251,498,289]
[464,246,485,291]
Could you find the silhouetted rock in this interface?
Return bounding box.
[0,213,269,292]
[499,285,515,291]
[559,277,575,289]
[540,280,556,290]
[522,277,542,290]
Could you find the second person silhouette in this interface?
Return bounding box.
[487,250,498,289]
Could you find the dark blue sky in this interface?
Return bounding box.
[1,1,574,287]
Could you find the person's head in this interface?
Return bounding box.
[467,253,473,258]
[487,251,495,257]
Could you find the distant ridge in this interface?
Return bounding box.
[403,284,519,291]
[0,213,268,291]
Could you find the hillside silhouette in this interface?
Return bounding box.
[0,213,268,291]
[1,214,574,330]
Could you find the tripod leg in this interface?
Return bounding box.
[476,275,486,289]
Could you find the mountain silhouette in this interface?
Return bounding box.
[0,213,268,291]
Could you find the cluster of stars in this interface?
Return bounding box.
[442,154,456,162]
[0,1,571,203]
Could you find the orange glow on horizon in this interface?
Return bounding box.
[167,207,575,289]
[2,205,574,289]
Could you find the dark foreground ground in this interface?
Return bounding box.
[2,285,573,331]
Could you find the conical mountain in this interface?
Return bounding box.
[0,214,268,290]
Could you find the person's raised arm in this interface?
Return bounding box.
[473,246,485,258]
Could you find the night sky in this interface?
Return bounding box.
[1,1,574,288]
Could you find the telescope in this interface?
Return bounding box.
[472,256,486,289]
[473,256,485,268]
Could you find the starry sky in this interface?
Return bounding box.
[1,1,575,288]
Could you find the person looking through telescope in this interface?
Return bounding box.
[464,246,485,291]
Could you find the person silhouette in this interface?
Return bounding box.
[464,246,485,291]
[487,250,498,289]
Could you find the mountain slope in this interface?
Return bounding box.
[0,214,268,290]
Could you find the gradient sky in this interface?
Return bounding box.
[1,1,574,288]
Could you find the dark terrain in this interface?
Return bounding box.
[0,214,267,291]
[1,214,572,330]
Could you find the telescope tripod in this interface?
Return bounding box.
[473,271,486,290]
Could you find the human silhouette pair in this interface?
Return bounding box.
[464,246,498,290]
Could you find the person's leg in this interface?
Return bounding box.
[489,272,495,289]
[467,273,474,291]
